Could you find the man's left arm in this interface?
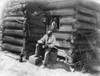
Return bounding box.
[48,36,59,48]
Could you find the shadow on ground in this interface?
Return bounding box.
[0,51,100,76]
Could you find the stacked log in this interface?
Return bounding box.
[49,4,98,70]
[1,1,25,53]
[25,2,46,53]
[1,0,99,70]
[2,1,46,55]
[2,1,25,52]
[74,6,98,63]
[0,25,2,42]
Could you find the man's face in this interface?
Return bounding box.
[47,31,52,37]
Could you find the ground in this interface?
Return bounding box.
[0,50,100,76]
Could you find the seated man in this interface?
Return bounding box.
[34,30,59,68]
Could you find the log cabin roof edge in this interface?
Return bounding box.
[8,0,100,12]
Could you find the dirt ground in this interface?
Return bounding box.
[0,50,100,76]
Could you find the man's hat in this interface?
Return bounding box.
[47,30,53,34]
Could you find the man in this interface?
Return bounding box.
[50,18,57,31]
[34,30,59,68]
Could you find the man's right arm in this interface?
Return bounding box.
[37,35,46,44]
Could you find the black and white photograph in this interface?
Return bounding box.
[0,0,100,76]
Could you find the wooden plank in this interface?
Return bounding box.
[4,11,24,17]
[53,32,71,39]
[75,21,97,29]
[55,46,70,50]
[27,38,37,43]
[48,9,75,16]
[44,0,77,10]
[25,43,36,53]
[75,37,96,41]
[27,43,36,47]
[57,38,96,44]
[74,48,94,53]
[7,4,23,12]
[73,40,96,45]
[3,17,25,22]
[77,29,96,34]
[74,49,91,53]
[1,43,22,52]
[75,44,90,48]
[56,38,65,41]
[76,14,97,24]
[8,1,22,7]
[29,24,46,29]
[2,36,24,46]
[76,5,96,17]
[56,36,96,45]
[25,43,36,49]
[27,19,46,27]
[57,40,73,48]
[27,14,43,20]
[57,25,76,32]
[3,29,23,37]
[60,22,75,25]
[3,22,24,29]
[54,30,74,34]
[5,1,23,17]
[60,17,76,25]
[30,28,46,35]
[28,34,43,43]
[30,34,43,39]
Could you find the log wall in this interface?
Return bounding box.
[2,0,99,70]
[2,1,46,56]
[2,2,25,52]
[46,4,98,70]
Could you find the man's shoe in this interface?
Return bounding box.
[19,57,23,62]
[23,57,28,62]
[69,67,75,72]
[41,65,46,68]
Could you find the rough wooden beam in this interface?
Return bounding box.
[2,36,24,46]
[76,5,96,17]
[3,17,25,22]
[76,14,97,24]
[3,22,24,30]
[75,21,97,29]
[60,17,76,25]
[1,43,22,52]
[30,28,46,35]
[44,0,78,10]
[48,9,75,16]
[3,29,23,37]
[53,33,71,39]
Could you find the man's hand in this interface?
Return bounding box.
[43,45,53,48]
[48,45,54,48]
[37,40,43,44]
[43,45,48,48]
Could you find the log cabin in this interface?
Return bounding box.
[1,0,100,70]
